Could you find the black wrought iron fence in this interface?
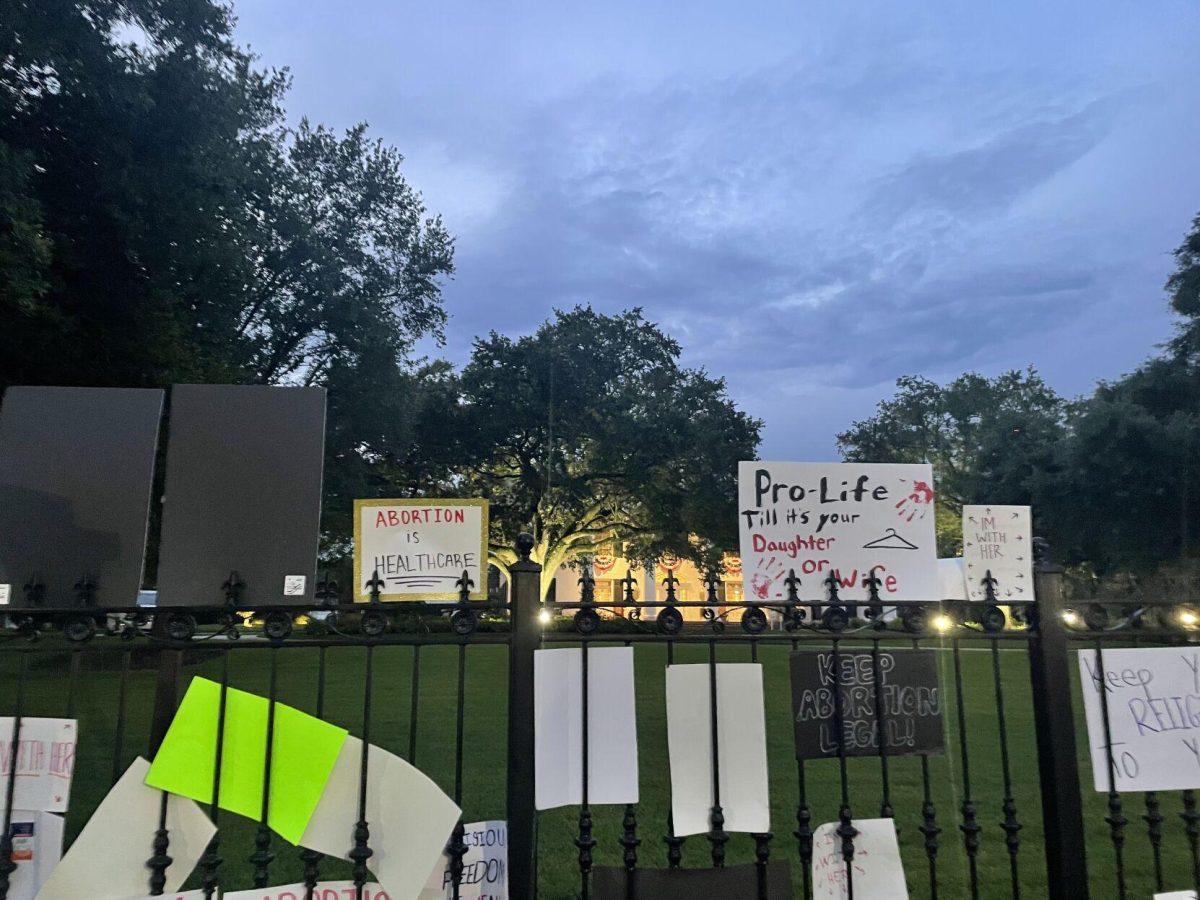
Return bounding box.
[1,536,1199,899]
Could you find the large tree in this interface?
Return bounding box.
[0,0,454,553]
[453,307,761,596]
[837,370,1071,555]
[1063,214,1200,571]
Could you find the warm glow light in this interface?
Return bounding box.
[1062,610,1080,626]
[1181,610,1199,628]
[538,608,553,625]
[933,614,954,633]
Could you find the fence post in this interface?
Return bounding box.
[1028,551,1090,899]
[507,533,540,898]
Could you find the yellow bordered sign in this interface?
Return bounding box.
[353,498,489,602]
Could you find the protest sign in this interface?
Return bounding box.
[666,663,770,837]
[35,757,214,900]
[0,718,75,815]
[354,499,488,601]
[1079,647,1200,792]
[737,462,938,602]
[300,736,460,900]
[961,506,1032,600]
[790,649,944,760]
[224,884,390,900]
[812,817,908,899]
[145,677,347,844]
[535,648,638,810]
[419,820,507,899]
[5,810,62,900]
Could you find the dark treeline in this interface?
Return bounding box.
[839,214,1200,580]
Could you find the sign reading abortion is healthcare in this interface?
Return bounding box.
[737,462,938,602]
[354,499,488,602]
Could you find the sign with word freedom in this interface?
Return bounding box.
[354,499,489,601]
[737,462,938,602]
[421,819,507,899]
[1079,647,1200,792]
[961,505,1033,601]
[789,650,944,760]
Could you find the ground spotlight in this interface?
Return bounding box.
[932,613,954,634]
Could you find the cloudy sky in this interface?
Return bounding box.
[236,0,1200,458]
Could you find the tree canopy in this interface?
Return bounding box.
[449,307,762,595]
[1,0,454,555]
[837,370,1071,555]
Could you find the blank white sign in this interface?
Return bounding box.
[534,647,639,810]
[1079,647,1200,792]
[665,663,770,837]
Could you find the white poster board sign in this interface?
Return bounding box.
[737,463,938,602]
[354,499,488,601]
[961,506,1032,601]
[812,817,909,900]
[0,718,75,815]
[1155,892,1197,899]
[535,648,639,810]
[419,820,507,899]
[1079,647,1200,792]
[666,663,770,836]
[937,559,968,601]
[34,757,214,900]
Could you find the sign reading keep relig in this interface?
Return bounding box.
[737,462,938,602]
[961,505,1033,601]
[1079,647,1200,792]
[790,649,944,760]
[354,499,489,602]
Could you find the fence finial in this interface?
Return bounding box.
[516,532,535,561]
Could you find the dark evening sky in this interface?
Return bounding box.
[235,0,1200,457]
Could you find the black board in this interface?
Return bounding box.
[790,647,945,760]
[593,862,792,899]
[0,386,163,608]
[155,385,326,606]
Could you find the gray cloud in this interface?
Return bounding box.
[235,1,1200,457]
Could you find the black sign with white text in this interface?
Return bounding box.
[790,648,945,760]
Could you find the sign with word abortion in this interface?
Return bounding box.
[224,884,389,900]
[790,649,944,760]
[1079,647,1200,792]
[961,505,1032,601]
[812,817,908,900]
[738,462,938,602]
[354,499,489,601]
[421,819,507,899]
[0,718,76,815]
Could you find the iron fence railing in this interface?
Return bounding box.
[1,536,1199,899]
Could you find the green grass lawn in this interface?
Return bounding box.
[4,635,1196,897]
